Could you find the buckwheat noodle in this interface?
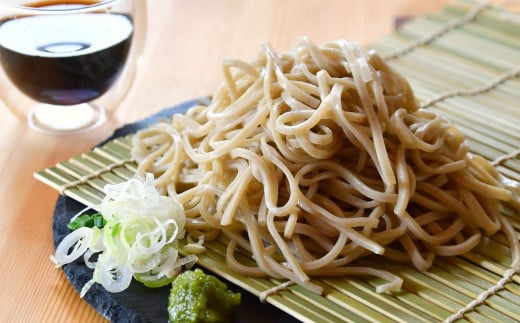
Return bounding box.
[131,38,520,295]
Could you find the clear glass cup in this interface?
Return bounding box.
[0,0,146,135]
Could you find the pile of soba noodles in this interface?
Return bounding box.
[131,38,520,294]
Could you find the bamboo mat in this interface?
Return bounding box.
[35,1,520,322]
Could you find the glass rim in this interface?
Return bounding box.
[0,1,124,14]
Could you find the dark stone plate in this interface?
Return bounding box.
[52,98,299,322]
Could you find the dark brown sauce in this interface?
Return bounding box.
[0,1,133,105]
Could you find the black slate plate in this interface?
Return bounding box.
[52,98,300,323]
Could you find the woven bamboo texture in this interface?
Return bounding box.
[35,0,520,321]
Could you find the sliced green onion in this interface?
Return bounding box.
[67,213,106,231]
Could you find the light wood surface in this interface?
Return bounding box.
[0,0,486,321]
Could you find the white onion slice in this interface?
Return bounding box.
[100,258,133,293]
[127,249,161,273]
[54,227,93,266]
[155,247,180,278]
[83,249,97,269]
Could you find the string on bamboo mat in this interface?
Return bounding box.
[444,268,520,322]
[382,1,490,60]
[259,281,295,303]
[420,66,520,108]
[492,148,520,166]
[444,216,520,323]
[58,157,134,195]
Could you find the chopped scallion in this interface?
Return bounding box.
[68,213,106,231]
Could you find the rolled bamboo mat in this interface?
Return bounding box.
[35,0,520,322]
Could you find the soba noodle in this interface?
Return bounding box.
[131,38,520,294]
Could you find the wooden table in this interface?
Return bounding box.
[0,0,503,321]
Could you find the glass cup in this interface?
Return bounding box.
[0,0,146,135]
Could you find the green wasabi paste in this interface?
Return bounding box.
[168,269,241,323]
